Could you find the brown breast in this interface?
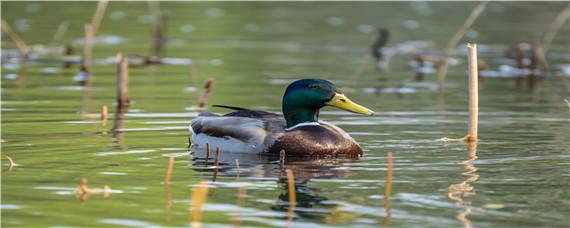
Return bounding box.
[267,123,362,157]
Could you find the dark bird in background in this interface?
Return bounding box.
[371,28,390,72]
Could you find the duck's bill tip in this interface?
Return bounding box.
[326,93,375,117]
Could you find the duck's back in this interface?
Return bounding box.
[190,110,286,153]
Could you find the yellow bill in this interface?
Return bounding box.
[325,93,374,116]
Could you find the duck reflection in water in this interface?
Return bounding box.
[189,150,358,223]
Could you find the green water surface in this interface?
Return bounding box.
[2,2,569,227]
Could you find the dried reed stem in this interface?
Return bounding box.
[116,52,130,107]
[286,169,296,226]
[205,143,211,166]
[89,0,108,36]
[467,43,479,142]
[79,178,90,195]
[52,20,70,44]
[198,80,215,109]
[437,1,488,91]
[214,147,220,167]
[165,156,175,185]
[1,20,28,59]
[542,6,570,53]
[212,147,221,182]
[190,181,209,228]
[383,152,393,227]
[101,105,108,127]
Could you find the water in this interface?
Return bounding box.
[2,2,569,227]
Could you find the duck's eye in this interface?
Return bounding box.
[307,85,320,90]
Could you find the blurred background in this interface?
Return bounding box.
[2,1,569,227]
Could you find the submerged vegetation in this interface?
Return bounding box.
[1,1,569,227]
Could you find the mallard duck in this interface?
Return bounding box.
[189,79,374,157]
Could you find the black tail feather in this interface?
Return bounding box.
[212,105,248,111]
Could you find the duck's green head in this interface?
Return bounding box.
[282,79,374,128]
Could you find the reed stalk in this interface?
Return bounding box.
[437,1,488,92]
[190,181,209,228]
[440,43,479,143]
[198,80,215,109]
[212,147,221,182]
[542,6,570,53]
[116,53,130,107]
[205,143,211,166]
[214,147,220,167]
[1,20,28,59]
[89,0,108,36]
[466,43,479,142]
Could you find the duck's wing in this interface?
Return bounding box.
[190,109,286,153]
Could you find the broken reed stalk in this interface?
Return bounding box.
[89,0,108,36]
[116,52,130,107]
[190,181,209,228]
[286,169,296,226]
[383,152,393,227]
[52,20,70,45]
[165,156,175,185]
[1,20,28,59]
[542,6,570,54]
[214,147,220,167]
[205,143,211,166]
[198,80,215,110]
[466,43,479,142]
[147,1,165,57]
[440,43,480,143]
[212,147,221,182]
[437,1,488,92]
[101,105,108,127]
